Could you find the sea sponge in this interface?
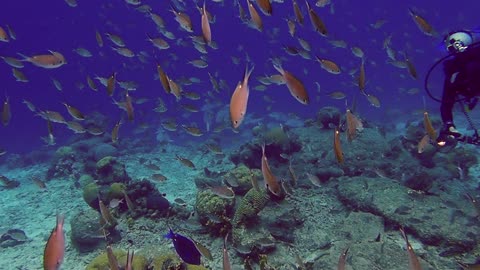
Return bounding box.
[232,187,269,227]
[96,156,130,185]
[195,190,234,234]
[224,164,261,195]
[263,126,289,145]
[86,249,148,270]
[83,182,99,210]
[317,106,341,129]
[186,265,208,270]
[107,182,126,201]
[150,252,184,270]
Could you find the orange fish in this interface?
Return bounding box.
[423,111,436,141]
[306,0,328,36]
[358,58,366,94]
[230,65,254,129]
[417,134,431,154]
[337,247,349,270]
[201,1,212,44]
[247,0,263,31]
[106,245,120,270]
[400,228,423,270]
[0,26,9,42]
[334,127,344,163]
[43,214,65,270]
[316,56,341,74]
[345,109,363,142]
[408,8,434,36]
[111,120,122,144]
[168,77,182,101]
[256,0,272,16]
[273,63,309,104]
[170,7,193,32]
[106,72,117,96]
[261,144,282,196]
[223,234,232,270]
[2,96,11,126]
[292,0,304,25]
[126,250,134,270]
[157,63,171,94]
[404,52,417,79]
[19,51,66,69]
[125,92,134,121]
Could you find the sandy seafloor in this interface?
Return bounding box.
[2,119,480,270]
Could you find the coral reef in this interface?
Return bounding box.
[46,146,84,180]
[195,189,235,235]
[107,182,126,201]
[232,187,270,249]
[95,156,130,185]
[83,182,100,210]
[70,209,105,252]
[126,180,170,218]
[230,126,301,168]
[150,252,208,270]
[316,106,341,129]
[223,164,261,195]
[86,249,147,270]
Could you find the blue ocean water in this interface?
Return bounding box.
[0,0,477,152]
[1,0,480,269]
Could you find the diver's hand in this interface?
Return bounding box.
[437,123,463,146]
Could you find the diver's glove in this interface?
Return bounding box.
[437,122,463,146]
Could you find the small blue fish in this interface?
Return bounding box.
[164,228,201,265]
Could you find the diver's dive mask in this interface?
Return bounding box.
[445,31,473,53]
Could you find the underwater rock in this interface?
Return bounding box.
[340,212,385,242]
[316,106,341,129]
[95,156,130,185]
[404,172,434,192]
[145,194,170,212]
[314,167,345,183]
[264,204,303,243]
[337,176,480,255]
[0,229,28,248]
[70,210,105,252]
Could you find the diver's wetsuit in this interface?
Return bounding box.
[441,44,480,125]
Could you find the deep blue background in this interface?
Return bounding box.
[0,0,479,153]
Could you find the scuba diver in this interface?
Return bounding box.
[435,30,480,147]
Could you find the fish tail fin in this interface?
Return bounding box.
[16,53,29,62]
[243,64,254,84]
[56,212,65,227]
[164,228,174,239]
[399,227,409,244]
